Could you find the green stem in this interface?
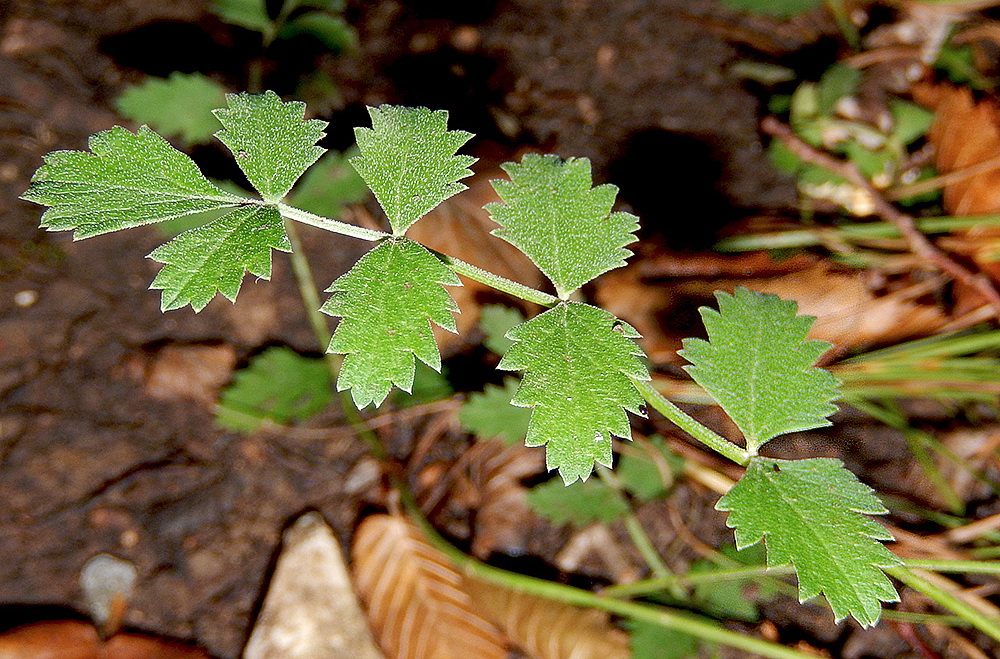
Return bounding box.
[435,252,560,307]
[277,202,388,242]
[904,559,1000,575]
[595,467,680,596]
[634,378,751,466]
[405,503,820,659]
[887,566,1000,643]
[603,565,796,600]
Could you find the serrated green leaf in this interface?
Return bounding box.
[480,304,525,355]
[527,478,629,525]
[321,238,460,408]
[679,287,840,454]
[485,154,639,298]
[279,11,356,52]
[21,126,243,239]
[149,204,289,311]
[716,457,901,626]
[155,179,251,237]
[210,0,271,32]
[351,105,476,235]
[498,301,649,483]
[459,377,532,444]
[391,361,453,407]
[115,73,229,145]
[214,90,327,202]
[285,148,369,217]
[216,346,332,432]
[618,436,683,501]
[627,620,700,659]
[721,0,823,18]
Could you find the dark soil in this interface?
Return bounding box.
[0,1,949,657]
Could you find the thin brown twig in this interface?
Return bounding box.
[762,116,1000,321]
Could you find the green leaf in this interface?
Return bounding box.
[155,179,251,238]
[627,620,700,659]
[486,154,639,298]
[351,105,476,235]
[527,478,629,526]
[721,0,823,18]
[391,362,454,407]
[285,148,369,218]
[210,0,271,32]
[480,304,525,355]
[459,377,532,445]
[115,73,229,145]
[279,11,357,52]
[216,346,332,432]
[498,301,649,483]
[679,287,840,454]
[617,436,683,502]
[149,204,289,311]
[321,238,460,408]
[688,560,759,622]
[214,90,327,202]
[817,64,861,116]
[716,457,901,626]
[21,125,243,239]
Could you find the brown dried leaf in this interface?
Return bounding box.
[0,621,212,659]
[463,577,631,659]
[140,343,236,405]
[351,514,507,659]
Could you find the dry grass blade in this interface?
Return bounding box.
[463,577,631,659]
[351,514,507,659]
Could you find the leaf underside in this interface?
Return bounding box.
[716,457,901,627]
[214,90,327,202]
[351,105,476,235]
[322,238,461,409]
[485,153,638,298]
[680,286,841,453]
[149,204,289,312]
[21,125,242,239]
[498,301,649,483]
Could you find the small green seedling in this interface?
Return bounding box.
[22,90,902,626]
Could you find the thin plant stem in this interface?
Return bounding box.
[277,202,388,242]
[435,252,560,307]
[595,466,681,597]
[603,565,796,599]
[825,0,860,50]
[633,378,751,466]
[887,566,1000,643]
[905,559,1000,575]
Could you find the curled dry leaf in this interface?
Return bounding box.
[243,512,383,659]
[0,620,212,659]
[351,514,507,659]
[463,577,631,659]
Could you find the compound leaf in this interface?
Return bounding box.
[527,478,629,526]
[115,72,228,145]
[716,457,901,627]
[321,238,460,408]
[498,301,649,483]
[485,154,638,298]
[679,287,840,454]
[351,105,476,235]
[214,90,327,202]
[216,346,332,433]
[459,377,532,445]
[149,204,289,312]
[21,125,243,239]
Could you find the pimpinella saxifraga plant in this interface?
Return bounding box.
[22,89,905,628]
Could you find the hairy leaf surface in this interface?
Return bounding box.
[716,457,901,626]
[680,287,840,453]
[216,347,332,433]
[214,91,327,201]
[499,301,649,483]
[116,73,228,145]
[351,105,476,235]
[22,125,243,239]
[485,154,638,298]
[149,204,289,311]
[322,238,460,408]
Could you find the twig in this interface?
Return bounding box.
[761,116,1000,321]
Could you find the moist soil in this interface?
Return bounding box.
[0,1,953,657]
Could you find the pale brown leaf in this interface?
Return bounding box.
[463,577,631,659]
[351,514,507,659]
